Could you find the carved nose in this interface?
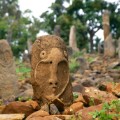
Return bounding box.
[49,79,58,87]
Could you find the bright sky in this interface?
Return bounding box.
[18,0,55,18]
[18,0,119,39]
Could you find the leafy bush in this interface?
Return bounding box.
[90,100,120,120]
[16,61,31,80]
[69,58,79,73]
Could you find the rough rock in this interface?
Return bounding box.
[83,87,117,105]
[112,83,120,97]
[2,101,40,117]
[79,104,103,120]
[0,40,19,101]
[0,114,25,120]
[31,35,73,110]
[76,57,89,74]
[26,110,49,120]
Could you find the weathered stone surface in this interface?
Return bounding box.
[79,104,103,120]
[0,114,25,120]
[69,25,79,52]
[26,110,49,120]
[102,10,110,40]
[118,38,120,59]
[112,83,120,97]
[31,35,73,109]
[70,102,83,112]
[108,69,120,81]
[0,40,19,101]
[27,114,72,120]
[83,87,117,105]
[76,57,89,74]
[0,105,6,114]
[2,101,40,117]
[104,34,116,57]
[54,25,61,37]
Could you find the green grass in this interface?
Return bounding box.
[90,99,120,120]
[69,58,79,73]
[16,60,31,81]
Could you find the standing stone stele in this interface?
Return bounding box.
[31,35,73,109]
[0,40,19,101]
[102,10,110,40]
[69,25,79,52]
[118,38,120,59]
[102,10,116,57]
[54,25,61,37]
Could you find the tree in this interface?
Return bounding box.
[0,0,41,57]
[40,0,120,52]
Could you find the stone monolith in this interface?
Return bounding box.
[31,35,73,109]
[0,40,19,101]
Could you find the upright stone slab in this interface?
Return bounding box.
[54,25,61,37]
[102,10,110,40]
[0,40,19,101]
[69,25,79,52]
[31,35,73,107]
[102,10,116,57]
[118,38,120,59]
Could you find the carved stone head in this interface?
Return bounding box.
[31,35,73,107]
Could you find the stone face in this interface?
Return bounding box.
[31,35,73,107]
[0,40,19,101]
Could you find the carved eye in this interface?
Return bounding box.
[40,51,46,58]
[64,51,67,57]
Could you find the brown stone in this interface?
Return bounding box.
[74,94,86,104]
[0,40,19,101]
[63,102,83,115]
[69,25,79,52]
[26,110,49,120]
[27,115,70,120]
[70,102,83,112]
[31,35,73,109]
[0,105,6,113]
[83,87,117,105]
[112,83,120,97]
[2,101,40,117]
[79,104,103,120]
[0,114,25,120]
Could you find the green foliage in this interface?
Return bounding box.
[17,96,32,102]
[89,97,95,106]
[72,51,84,58]
[90,100,120,120]
[16,61,31,80]
[40,0,120,52]
[0,0,41,57]
[87,57,95,63]
[73,93,79,101]
[69,112,82,120]
[69,58,79,73]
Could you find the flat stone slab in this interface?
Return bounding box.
[0,114,25,120]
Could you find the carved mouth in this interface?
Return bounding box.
[52,87,57,93]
